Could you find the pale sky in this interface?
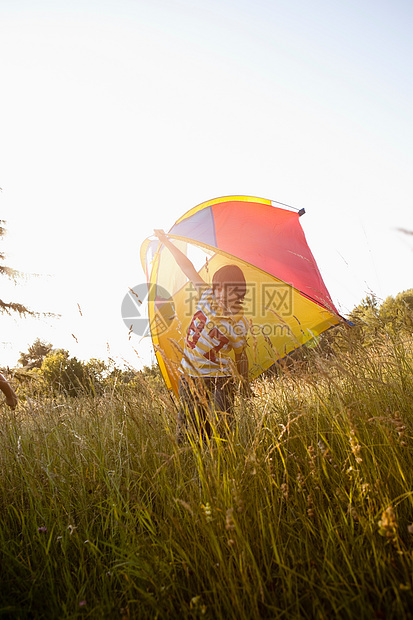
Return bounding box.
[1,0,412,369]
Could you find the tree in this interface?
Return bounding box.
[0,219,36,316]
[348,294,380,326]
[38,350,113,397]
[18,338,53,369]
[379,289,413,334]
[40,349,86,397]
[139,363,164,389]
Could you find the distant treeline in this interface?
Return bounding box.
[6,288,413,398]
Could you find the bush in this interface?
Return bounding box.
[40,349,90,397]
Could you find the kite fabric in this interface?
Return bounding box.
[140,195,342,395]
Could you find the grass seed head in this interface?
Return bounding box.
[201,502,213,522]
[225,507,236,531]
[378,506,398,538]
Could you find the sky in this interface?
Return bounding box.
[1,0,412,370]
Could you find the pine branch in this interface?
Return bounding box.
[0,264,23,282]
[0,218,55,317]
[0,299,38,317]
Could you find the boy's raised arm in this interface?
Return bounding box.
[154,230,206,290]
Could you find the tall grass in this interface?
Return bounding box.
[1,328,413,618]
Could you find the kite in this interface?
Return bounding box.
[140,195,342,395]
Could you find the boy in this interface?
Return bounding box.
[0,372,18,409]
[154,230,249,439]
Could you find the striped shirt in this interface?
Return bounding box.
[180,288,248,377]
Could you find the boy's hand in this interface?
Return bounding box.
[154,229,168,244]
[152,229,206,289]
[0,373,18,410]
[6,392,18,410]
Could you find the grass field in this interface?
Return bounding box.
[1,326,413,619]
